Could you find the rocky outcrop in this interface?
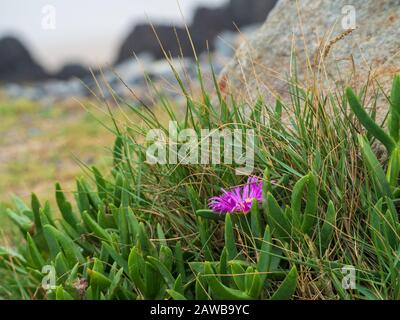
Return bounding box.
[116,24,191,62]
[115,0,278,64]
[0,37,48,83]
[0,37,91,83]
[190,6,231,54]
[54,63,90,81]
[227,0,278,27]
[222,0,400,123]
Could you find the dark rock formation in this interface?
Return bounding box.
[116,24,191,62]
[0,37,90,83]
[0,36,48,83]
[227,0,278,27]
[190,6,231,53]
[115,0,278,64]
[54,63,90,80]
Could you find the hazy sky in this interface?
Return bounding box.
[0,0,227,71]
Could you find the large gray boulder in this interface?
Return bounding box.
[222,0,400,123]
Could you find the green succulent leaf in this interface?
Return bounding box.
[166,289,187,300]
[196,209,225,221]
[270,265,298,300]
[224,214,238,260]
[204,262,252,300]
[389,75,400,141]
[265,192,291,241]
[358,135,392,198]
[346,87,395,154]
[82,211,112,243]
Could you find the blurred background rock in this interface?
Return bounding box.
[0,0,277,204]
[0,0,278,102]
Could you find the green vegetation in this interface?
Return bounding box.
[0,62,399,300]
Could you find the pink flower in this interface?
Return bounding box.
[208,176,263,214]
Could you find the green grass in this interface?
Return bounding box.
[0,58,399,300]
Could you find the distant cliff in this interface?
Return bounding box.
[115,0,278,64]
